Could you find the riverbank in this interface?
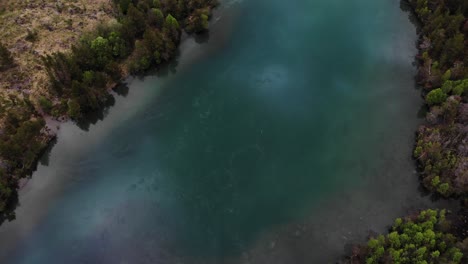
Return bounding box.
[406,0,468,223]
[0,1,445,263]
[0,3,238,259]
[0,0,116,221]
[346,1,468,263]
[0,0,218,223]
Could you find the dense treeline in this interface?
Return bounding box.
[43,0,218,119]
[408,0,468,197]
[0,94,51,221]
[0,0,217,222]
[348,210,466,264]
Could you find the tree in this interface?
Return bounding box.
[148,8,164,27]
[356,209,464,263]
[127,4,146,37]
[165,14,180,29]
[38,96,53,113]
[118,0,131,14]
[91,36,111,67]
[431,176,440,187]
[437,183,450,195]
[185,8,210,33]
[108,31,128,58]
[425,88,447,105]
[442,69,451,82]
[128,40,152,74]
[67,99,82,120]
[444,33,465,64]
[164,14,180,41]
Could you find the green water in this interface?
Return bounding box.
[0,0,450,263]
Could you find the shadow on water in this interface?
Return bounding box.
[194,31,211,44]
[113,82,130,97]
[76,94,116,131]
[155,56,180,77]
[0,191,18,225]
[400,0,421,28]
[0,134,59,225]
[400,0,425,95]
[399,0,462,210]
[39,137,58,167]
[0,27,205,226]
[75,29,207,132]
[417,104,428,118]
[0,30,193,229]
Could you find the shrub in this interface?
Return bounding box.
[38,96,53,113]
[25,28,38,42]
[0,42,13,70]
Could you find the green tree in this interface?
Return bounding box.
[425,88,447,105]
[165,14,180,29]
[185,8,210,33]
[127,4,146,37]
[437,183,450,195]
[431,176,440,187]
[442,69,451,81]
[444,33,465,63]
[148,8,164,27]
[388,231,401,248]
[357,209,464,263]
[452,250,463,262]
[38,96,53,113]
[108,31,128,58]
[67,99,82,120]
[164,14,180,41]
[91,36,111,67]
[118,0,131,14]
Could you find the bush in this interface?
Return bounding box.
[0,42,13,70]
[25,28,38,42]
[38,96,53,113]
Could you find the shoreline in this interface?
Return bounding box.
[0,0,221,223]
[0,2,240,260]
[1,0,464,263]
[16,0,237,192]
[346,0,468,262]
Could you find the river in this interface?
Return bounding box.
[0,0,453,263]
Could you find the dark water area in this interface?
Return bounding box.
[0,0,455,263]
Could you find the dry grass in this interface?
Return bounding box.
[0,0,116,102]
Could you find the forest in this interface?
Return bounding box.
[349,209,464,264]
[43,0,218,119]
[410,0,467,198]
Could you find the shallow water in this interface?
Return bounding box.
[0,0,453,263]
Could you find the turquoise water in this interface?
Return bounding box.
[0,0,450,263]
